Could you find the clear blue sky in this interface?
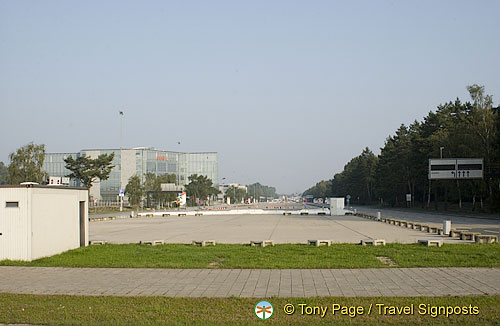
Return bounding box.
[1,0,499,193]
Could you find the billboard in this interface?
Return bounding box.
[428,158,483,180]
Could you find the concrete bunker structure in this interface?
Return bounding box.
[0,184,89,261]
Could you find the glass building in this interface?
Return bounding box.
[44,148,218,201]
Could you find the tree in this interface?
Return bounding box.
[142,173,178,208]
[125,175,143,206]
[226,185,246,204]
[8,142,48,184]
[0,162,8,184]
[185,174,219,206]
[303,84,500,212]
[157,174,178,207]
[64,153,115,189]
[246,182,277,201]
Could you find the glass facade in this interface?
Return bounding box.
[43,153,81,187]
[44,148,218,201]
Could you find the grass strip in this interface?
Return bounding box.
[0,293,499,325]
[1,243,499,269]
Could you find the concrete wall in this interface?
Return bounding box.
[0,187,31,261]
[30,188,88,260]
[0,186,88,261]
[120,149,136,193]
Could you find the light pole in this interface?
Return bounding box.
[440,147,444,159]
[119,110,124,210]
[119,110,124,149]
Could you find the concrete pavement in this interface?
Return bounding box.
[1,266,499,297]
[90,213,472,244]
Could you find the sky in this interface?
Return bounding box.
[1,0,499,194]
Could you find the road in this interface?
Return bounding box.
[351,205,500,236]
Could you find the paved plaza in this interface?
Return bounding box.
[90,213,470,244]
[1,266,498,297]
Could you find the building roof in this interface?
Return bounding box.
[0,184,87,190]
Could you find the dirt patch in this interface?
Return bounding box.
[376,256,398,267]
[207,258,226,268]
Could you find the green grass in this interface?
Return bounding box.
[1,243,499,269]
[0,293,499,325]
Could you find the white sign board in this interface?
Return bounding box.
[428,158,483,180]
[48,176,61,185]
[406,194,412,202]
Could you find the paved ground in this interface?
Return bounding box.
[1,266,498,297]
[90,213,470,244]
[352,206,500,236]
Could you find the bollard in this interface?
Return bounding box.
[377,212,381,221]
[443,220,451,235]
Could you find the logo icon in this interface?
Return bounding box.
[255,301,273,320]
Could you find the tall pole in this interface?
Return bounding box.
[119,110,124,150]
[440,147,444,159]
[119,110,124,210]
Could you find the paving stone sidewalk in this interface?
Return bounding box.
[0,267,499,297]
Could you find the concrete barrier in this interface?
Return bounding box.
[400,221,408,228]
[162,213,170,217]
[250,240,274,247]
[308,239,331,247]
[360,239,386,246]
[178,213,187,216]
[414,223,422,231]
[421,225,430,232]
[418,239,443,247]
[407,222,414,229]
[428,226,438,234]
[192,240,216,246]
[475,235,498,243]
[460,232,480,241]
[195,213,203,216]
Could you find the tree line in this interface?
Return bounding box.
[303,85,500,212]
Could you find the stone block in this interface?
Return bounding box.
[250,240,274,247]
[418,239,442,247]
[308,239,331,247]
[192,240,216,246]
[460,232,480,241]
[360,239,386,246]
[90,240,108,245]
[475,235,498,243]
[140,240,164,246]
[428,226,438,233]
